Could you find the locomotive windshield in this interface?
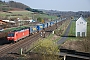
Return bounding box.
[8,33,14,37]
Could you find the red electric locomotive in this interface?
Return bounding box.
[7,28,29,42]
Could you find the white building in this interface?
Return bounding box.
[2,20,15,23]
[76,16,87,37]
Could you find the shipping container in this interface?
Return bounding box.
[47,22,50,27]
[43,23,48,28]
[36,24,43,31]
[50,21,54,26]
[29,26,37,34]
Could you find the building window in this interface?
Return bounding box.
[77,32,80,37]
[82,32,85,37]
[80,22,83,24]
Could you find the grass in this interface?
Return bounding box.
[68,20,76,36]
[86,18,90,34]
[46,33,54,39]
[0,11,32,18]
[0,11,57,20]
[36,14,57,20]
[53,37,61,42]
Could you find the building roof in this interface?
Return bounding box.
[76,16,87,22]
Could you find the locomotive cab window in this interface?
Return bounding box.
[8,33,14,37]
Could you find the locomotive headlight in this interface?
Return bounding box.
[7,37,10,38]
[7,37,14,39]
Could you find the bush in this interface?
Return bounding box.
[32,39,61,60]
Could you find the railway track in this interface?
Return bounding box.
[0,19,66,58]
[0,32,40,57]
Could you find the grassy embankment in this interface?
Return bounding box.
[53,19,71,42]
[68,20,76,36]
[86,17,90,38]
[42,19,71,43]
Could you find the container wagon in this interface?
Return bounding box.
[36,24,43,31]
[29,26,37,35]
[47,22,50,27]
[50,21,54,26]
[43,23,48,28]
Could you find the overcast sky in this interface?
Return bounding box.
[3,0,90,12]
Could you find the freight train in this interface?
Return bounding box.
[7,20,61,42]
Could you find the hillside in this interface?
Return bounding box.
[0,0,27,11]
[0,0,43,13]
